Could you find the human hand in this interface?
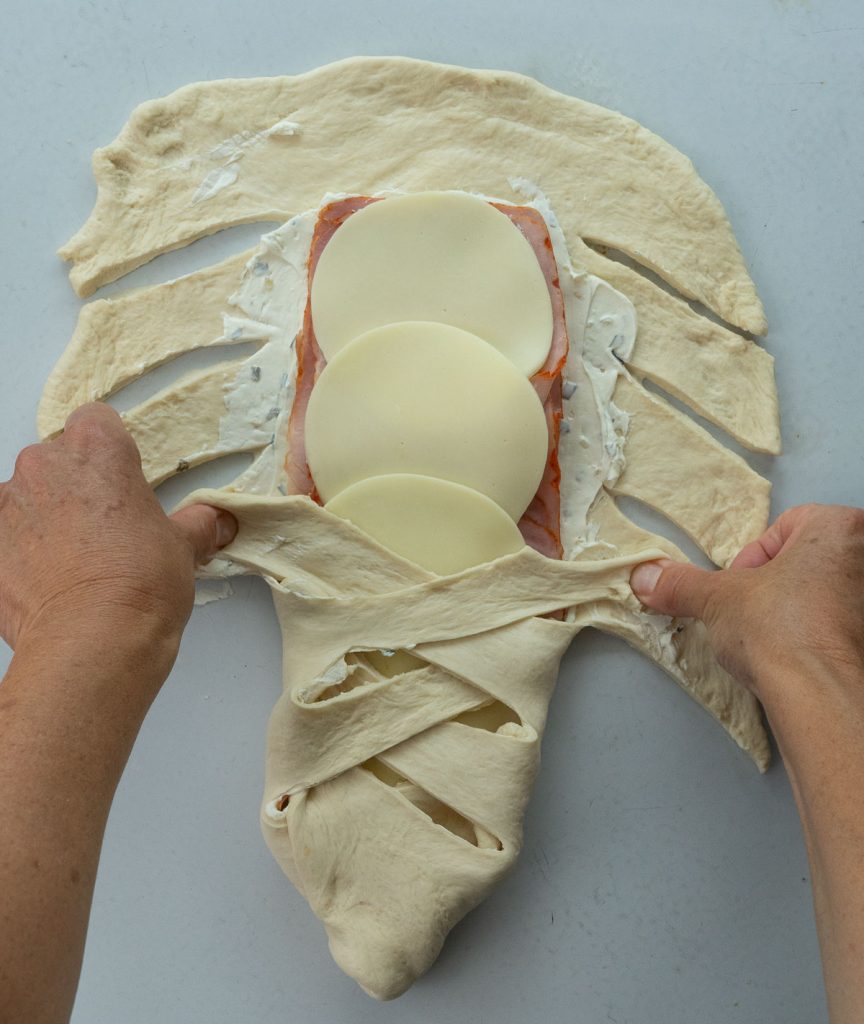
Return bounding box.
[630,504,864,702]
[0,403,237,658]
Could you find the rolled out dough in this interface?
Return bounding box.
[41,57,779,1001]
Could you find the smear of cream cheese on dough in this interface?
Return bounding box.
[191,117,302,205]
[215,210,315,494]
[509,180,677,661]
[194,578,235,605]
[580,279,636,481]
[508,180,634,541]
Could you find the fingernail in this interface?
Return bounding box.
[215,511,238,549]
[630,561,663,596]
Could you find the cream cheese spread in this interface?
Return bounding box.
[215,210,315,494]
[191,117,302,205]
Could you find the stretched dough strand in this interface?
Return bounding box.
[577,491,769,770]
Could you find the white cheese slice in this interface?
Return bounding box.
[310,191,554,376]
[304,321,549,520]
[363,649,425,677]
[325,473,526,576]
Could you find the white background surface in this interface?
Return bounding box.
[2,2,862,1022]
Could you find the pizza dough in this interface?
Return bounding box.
[304,321,549,518]
[310,191,554,374]
[40,57,780,1001]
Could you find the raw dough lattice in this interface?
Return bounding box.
[40,58,780,999]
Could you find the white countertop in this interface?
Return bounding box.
[2,2,862,1021]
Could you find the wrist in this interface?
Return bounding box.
[755,646,864,759]
[15,607,182,699]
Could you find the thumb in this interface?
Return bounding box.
[170,504,238,565]
[630,558,718,619]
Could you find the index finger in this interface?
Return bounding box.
[63,401,126,438]
[61,402,141,461]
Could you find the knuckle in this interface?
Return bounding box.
[66,405,140,461]
[805,505,864,542]
[782,503,835,544]
[843,506,864,535]
[788,502,824,528]
[662,566,691,607]
[13,443,45,476]
[65,403,123,441]
[73,417,111,445]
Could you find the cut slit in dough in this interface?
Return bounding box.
[363,757,503,850]
[363,649,425,678]
[310,191,554,375]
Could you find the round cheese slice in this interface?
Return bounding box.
[326,473,526,576]
[304,321,549,520]
[310,191,554,376]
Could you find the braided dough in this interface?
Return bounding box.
[40,57,780,1000]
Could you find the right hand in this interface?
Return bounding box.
[0,403,237,659]
[629,504,864,701]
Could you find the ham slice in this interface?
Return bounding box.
[493,202,568,560]
[284,196,377,496]
[284,195,569,559]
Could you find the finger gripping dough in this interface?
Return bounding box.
[310,191,554,375]
[304,321,550,520]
